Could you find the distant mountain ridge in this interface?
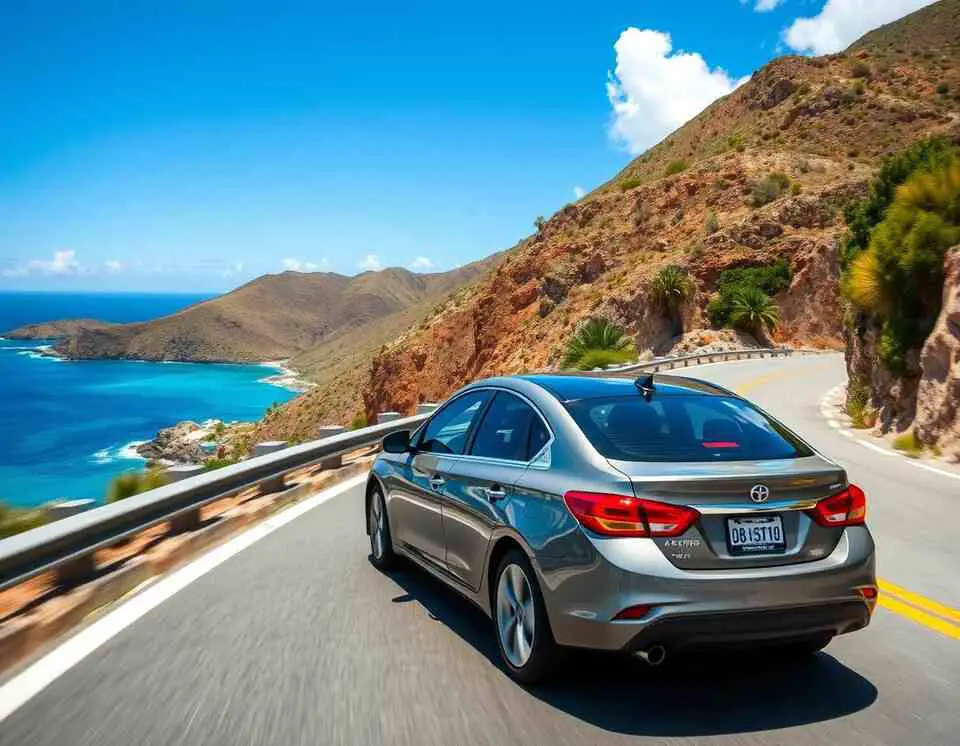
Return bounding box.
[13,260,496,378]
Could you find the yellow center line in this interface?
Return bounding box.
[729,363,960,640]
[878,580,960,624]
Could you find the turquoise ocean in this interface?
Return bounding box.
[0,293,297,508]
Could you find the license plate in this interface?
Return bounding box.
[726,515,785,555]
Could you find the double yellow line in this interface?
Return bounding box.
[878,580,960,639]
[729,366,960,640]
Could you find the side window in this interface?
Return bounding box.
[419,391,489,455]
[469,392,547,462]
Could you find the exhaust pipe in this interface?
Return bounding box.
[634,644,667,666]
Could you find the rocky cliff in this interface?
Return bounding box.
[4,319,115,340]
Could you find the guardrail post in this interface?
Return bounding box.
[376,412,402,424]
[317,426,347,469]
[55,553,96,588]
[416,403,440,415]
[253,441,289,457]
[162,466,206,531]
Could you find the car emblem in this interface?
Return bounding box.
[749,484,770,503]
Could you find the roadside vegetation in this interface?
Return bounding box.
[707,260,791,340]
[842,138,960,374]
[892,431,924,458]
[106,468,170,503]
[562,317,634,370]
[0,501,47,539]
[650,265,694,337]
[845,377,876,429]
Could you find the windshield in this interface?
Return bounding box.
[565,394,813,462]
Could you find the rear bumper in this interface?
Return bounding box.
[622,601,870,652]
[536,526,876,651]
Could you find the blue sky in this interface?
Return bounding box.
[0,0,934,291]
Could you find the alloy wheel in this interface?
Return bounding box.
[496,563,536,668]
[370,491,385,559]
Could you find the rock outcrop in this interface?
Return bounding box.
[914,248,960,456]
[136,421,210,464]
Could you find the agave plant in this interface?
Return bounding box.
[650,265,694,336]
[728,286,781,339]
[562,317,633,369]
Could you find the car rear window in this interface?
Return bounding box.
[565,395,813,462]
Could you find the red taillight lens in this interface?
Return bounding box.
[613,604,653,620]
[859,586,878,601]
[562,491,699,538]
[808,484,867,527]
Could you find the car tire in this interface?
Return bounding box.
[368,485,396,570]
[493,549,559,685]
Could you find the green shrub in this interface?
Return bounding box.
[748,172,792,207]
[851,60,872,79]
[350,414,368,430]
[0,501,47,539]
[620,177,643,191]
[841,137,957,269]
[844,159,960,373]
[562,317,633,369]
[204,457,235,471]
[534,216,546,232]
[937,82,950,96]
[707,260,792,327]
[728,286,781,336]
[574,348,635,371]
[845,377,873,428]
[664,160,688,176]
[893,431,923,457]
[705,211,720,235]
[106,468,169,504]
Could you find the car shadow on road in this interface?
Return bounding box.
[384,559,879,738]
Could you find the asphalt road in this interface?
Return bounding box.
[2,353,958,746]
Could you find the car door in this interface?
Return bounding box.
[389,390,491,567]
[439,391,551,591]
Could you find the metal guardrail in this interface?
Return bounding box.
[0,345,818,593]
[0,414,428,592]
[594,347,797,376]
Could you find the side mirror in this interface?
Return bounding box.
[382,430,412,454]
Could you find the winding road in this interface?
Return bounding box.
[1,353,958,745]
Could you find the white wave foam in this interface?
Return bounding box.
[91,441,147,465]
[92,448,113,464]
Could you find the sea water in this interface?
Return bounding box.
[0,292,297,508]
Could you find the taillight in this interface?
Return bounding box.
[613,604,653,620]
[562,491,699,538]
[807,484,867,527]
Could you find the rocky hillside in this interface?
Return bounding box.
[45,261,495,377]
[4,318,115,339]
[348,2,960,419]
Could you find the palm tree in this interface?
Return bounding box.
[650,265,694,336]
[729,286,780,342]
[562,317,633,369]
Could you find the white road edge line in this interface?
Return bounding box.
[904,459,960,481]
[0,472,369,723]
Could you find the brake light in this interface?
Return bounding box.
[562,491,699,538]
[807,484,867,527]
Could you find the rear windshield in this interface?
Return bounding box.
[565,395,813,462]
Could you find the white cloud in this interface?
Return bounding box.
[2,249,82,278]
[784,0,936,55]
[753,0,784,11]
[358,254,382,271]
[409,256,435,271]
[607,28,749,155]
[573,186,586,199]
[281,257,326,273]
[105,259,123,273]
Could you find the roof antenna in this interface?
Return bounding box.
[635,374,655,402]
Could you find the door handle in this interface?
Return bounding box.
[429,475,446,491]
[485,485,507,502]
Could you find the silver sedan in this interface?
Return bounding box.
[365,373,877,684]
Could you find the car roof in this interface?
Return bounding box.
[514,373,732,403]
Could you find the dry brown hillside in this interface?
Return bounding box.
[47,261,495,377]
[257,0,960,437]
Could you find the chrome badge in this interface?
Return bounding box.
[749,484,770,503]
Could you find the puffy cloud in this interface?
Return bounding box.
[409,256,435,271]
[358,254,382,271]
[784,0,936,55]
[105,259,123,273]
[607,28,748,155]
[573,186,586,199]
[2,249,81,277]
[752,0,784,12]
[281,257,325,273]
